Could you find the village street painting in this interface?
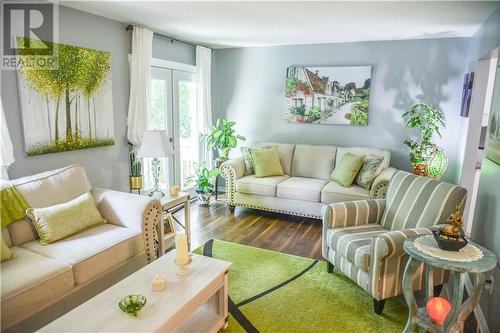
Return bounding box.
[285,65,372,126]
[16,38,114,156]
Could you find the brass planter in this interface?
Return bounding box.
[129,176,143,190]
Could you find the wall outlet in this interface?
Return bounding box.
[485,275,494,296]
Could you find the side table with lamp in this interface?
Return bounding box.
[402,205,498,333]
[136,130,192,255]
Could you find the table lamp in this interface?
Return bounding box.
[137,130,174,197]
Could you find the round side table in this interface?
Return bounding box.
[402,236,497,333]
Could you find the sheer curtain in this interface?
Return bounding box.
[196,46,213,166]
[127,26,153,146]
[0,97,14,180]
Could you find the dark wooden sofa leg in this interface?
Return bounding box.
[327,261,334,273]
[373,299,386,315]
[228,205,235,213]
[433,284,443,296]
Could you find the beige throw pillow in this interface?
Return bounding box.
[26,192,106,245]
[355,154,384,190]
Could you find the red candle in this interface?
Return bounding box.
[426,297,451,325]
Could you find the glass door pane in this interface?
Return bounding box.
[145,67,174,192]
[173,70,198,191]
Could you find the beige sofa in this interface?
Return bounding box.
[1,165,162,332]
[221,143,397,218]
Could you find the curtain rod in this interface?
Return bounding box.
[126,24,204,49]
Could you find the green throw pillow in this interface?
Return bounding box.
[250,146,284,178]
[331,153,365,187]
[355,154,384,190]
[1,235,14,262]
[241,145,276,175]
[26,192,106,245]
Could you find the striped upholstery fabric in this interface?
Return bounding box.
[322,199,385,258]
[322,171,465,302]
[381,171,467,230]
[326,224,388,272]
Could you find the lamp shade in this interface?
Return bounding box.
[137,130,174,158]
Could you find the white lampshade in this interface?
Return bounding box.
[137,130,174,158]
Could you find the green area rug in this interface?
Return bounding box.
[193,240,408,333]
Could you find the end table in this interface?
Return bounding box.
[402,235,497,333]
[156,191,191,256]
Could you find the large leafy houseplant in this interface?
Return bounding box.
[185,163,220,206]
[204,118,246,161]
[402,103,447,178]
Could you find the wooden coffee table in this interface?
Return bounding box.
[40,250,231,333]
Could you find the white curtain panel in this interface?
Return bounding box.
[196,45,213,166]
[0,96,14,180]
[127,26,153,146]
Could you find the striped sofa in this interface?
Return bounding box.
[322,171,467,314]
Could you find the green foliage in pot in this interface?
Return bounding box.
[204,118,246,161]
[185,163,220,195]
[402,103,445,164]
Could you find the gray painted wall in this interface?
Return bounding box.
[468,8,500,332]
[1,5,196,191]
[212,38,470,183]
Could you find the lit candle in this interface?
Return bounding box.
[152,275,166,292]
[175,234,189,265]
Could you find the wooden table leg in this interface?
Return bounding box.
[185,198,191,250]
[443,272,465,332]
[403,257,422,333]
[424,264,434,302]
[448,273,486,333]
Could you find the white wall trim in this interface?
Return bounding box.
[464,274,490,333]
[127,55,196,73]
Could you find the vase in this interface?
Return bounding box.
[412,145,448,180]
[129,176,143,190]
[217,148,230,161]
[195,189,212,207]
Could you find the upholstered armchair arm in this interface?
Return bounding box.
[370,167,397,199]
[368,225,446,300]
[91,188,162,262]
[322,199,386,258]
[220,157,246,206]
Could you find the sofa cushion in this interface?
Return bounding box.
[9,165,91,246]
[26,192,107,245]
[330,153,364,187]
[254,142,295,175]
[326,224,388,272]
[1,247,74,329]
[277,177,328,202]
[22,224,143,285]
[336,147,390,170]
[236,175,289,197]
[250,146,285,178]
[321,182,370,203]
[291,144,337,180]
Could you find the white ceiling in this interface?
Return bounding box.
[63,1,500,49]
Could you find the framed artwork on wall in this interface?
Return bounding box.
[284,65,372,126]
[16,38,114,156]
[460,72,474,117]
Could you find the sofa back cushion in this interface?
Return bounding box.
[291,144,337,180]
[253,142,295,175]
[381,171,467,230]
[8,165,91,246]
[336,147,390,170]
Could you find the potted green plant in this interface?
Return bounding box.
[128,151,142,191]
[402,102,448,179]
[204,118,246,161]
[185,163,220,207]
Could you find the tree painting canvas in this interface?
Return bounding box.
[16,38,114,156]
[285,66,372,126]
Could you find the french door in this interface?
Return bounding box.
[146,65,198,193]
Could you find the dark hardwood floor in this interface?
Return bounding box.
[172,195,324,260]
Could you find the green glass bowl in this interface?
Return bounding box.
[118,295,147,317]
